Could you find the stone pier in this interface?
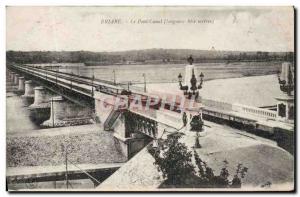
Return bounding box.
[21,80,35,106]
[7,70,10,78]
[93,91,154,159]
[30,87,52,108]
[9,72,15,81]
[13,74,19,85]
[18,77,25,92]
[106,111,152,159]
[28,87,52,124]
[41,96,93,128]
[6,71,16,88]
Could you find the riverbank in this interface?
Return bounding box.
[7,124,127,167]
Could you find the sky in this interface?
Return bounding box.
[6,6,294,52]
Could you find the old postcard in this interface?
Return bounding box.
[6,6,295,192]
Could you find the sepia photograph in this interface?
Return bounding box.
[5,6,295,192]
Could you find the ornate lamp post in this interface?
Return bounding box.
[277,65,294,96]
[178,56,204,99]
[178,56,205,148]
[276,62,294,122]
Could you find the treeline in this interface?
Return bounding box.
[6,49,294,64]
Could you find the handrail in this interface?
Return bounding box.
[24,64,115,85]
[10,64,126,97]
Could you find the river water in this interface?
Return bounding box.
[6,80,39,133]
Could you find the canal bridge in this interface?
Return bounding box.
[7,64,294,156]
[7,64,194,158]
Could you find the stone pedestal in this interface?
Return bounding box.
[276,95,294,123]
[184,64,198,87]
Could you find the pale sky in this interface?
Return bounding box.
[6,6,294,52]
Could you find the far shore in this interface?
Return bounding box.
[22,60,285,68]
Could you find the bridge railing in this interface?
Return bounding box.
[232,103,277,120]
[11,64,93,96]
[26,65,128,96]
[201,97,277,120]
[24,64,116,85]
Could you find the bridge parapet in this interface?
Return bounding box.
[232,103,277,120]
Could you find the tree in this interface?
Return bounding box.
[148,132,195,186]
[148,133,248,188]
